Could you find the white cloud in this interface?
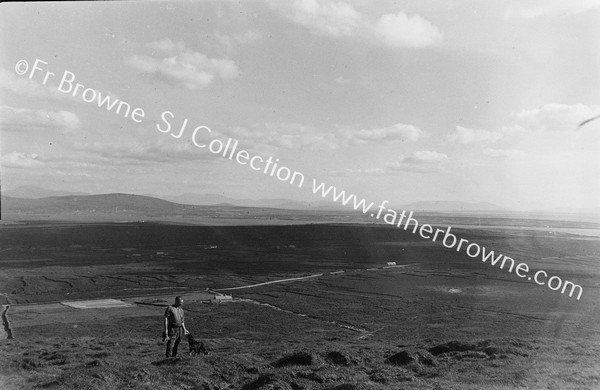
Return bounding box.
[0,68,65,100]
[331,149,448,175]
[448,126,502,144]
[482,148,525,158]
[373,12,442,47]
[505,0,600,18]
[329,167,385,176]
[268,0,442,48]
[32,140,213,170]
[233,123,340,151]
[0,105,81,132]
[71,140,214,164]
[215,30,262,53]
[402,150,448,164]
[345,123,423,145]
[274,0,361,37]
[511,103,600,132]
[146,38,186,54]
[448,103,598,158]
[126,39,239,90]
[2,152,43,168]
[386,150,448,173]
[225,121,424,151]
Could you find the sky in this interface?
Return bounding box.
[1,0,599,211]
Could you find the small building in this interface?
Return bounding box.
[386,261,397,266]
[212,293,233,303]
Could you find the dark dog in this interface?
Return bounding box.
[187,333,208,356]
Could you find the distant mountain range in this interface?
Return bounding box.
[1,193,194,216]
[0,193,373,225]
[1,186,508,212]
[158,193,324,210]
[3,186,599,218]
[405,201,504,212]
[2,187,343,211]
[1,187,599,225]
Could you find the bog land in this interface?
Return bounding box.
[0,205,599,389]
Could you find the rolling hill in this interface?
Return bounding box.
[0,193,371,225]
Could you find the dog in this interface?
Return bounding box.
[187,333,208,356]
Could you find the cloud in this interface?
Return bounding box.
[1,152,43,168]
[225,121,424,151]
[448,126,503,144]
[268,0,442,48]
[511,103,600,132]
[29,140,212,172]
[332,150,450,176]
[372,12,443,47]
[225,123,330,151]
[505,0,600,18]
[71,140,215,164]
[345,123,423,145]
[0,105,81,132]
[0,68,65,100]
[482,148,525,158]
[273,0,361,37]
[329,167,385,176]
[449,103,598,153]
[402,150,448,164]
[386,150,448,173]
[126,39,239,90]
[146,38,186,54]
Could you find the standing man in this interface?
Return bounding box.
[164,296,189,358]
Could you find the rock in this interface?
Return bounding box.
[324,351,354,366]
[242,373,292,390]
[428,341,476,356]
[272,352,313,367]
[386,350,435,367]
[293,371,324,383]
[427,340,529,359]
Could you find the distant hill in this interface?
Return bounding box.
[2,186,89,199]
[157,193,340,210]
[159,194,505,212]
[403,201,505,212]
[532,207,600,216]
[159,193,237,206]
[1,187,508,213]
[2,187,510,213]
[1,193,193,215]
[0,193,370,224]
[2,192,598,226]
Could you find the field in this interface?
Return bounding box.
[0,221,599,389]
